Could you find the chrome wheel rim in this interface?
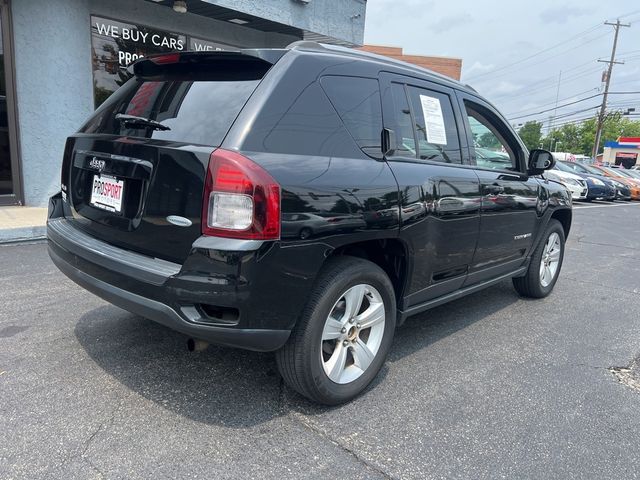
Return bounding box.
[321,284,386,385]
[539,232,561,287]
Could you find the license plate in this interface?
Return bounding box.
[90,174,124,213]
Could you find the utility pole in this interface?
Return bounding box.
[548,70,562,150]
[592,19,629,160]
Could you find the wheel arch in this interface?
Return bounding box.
[327,238,409,312]
[550,207,572,239]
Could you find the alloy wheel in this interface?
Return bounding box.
[539,232,561,287]
[320,284,386,384]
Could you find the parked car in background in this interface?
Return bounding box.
[557,161,622,201]
[544,169,587,200]
[622,169,640,182]
[564,162,631,201]
[591,166,640,200]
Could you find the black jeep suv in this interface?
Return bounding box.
[48,42,571,404]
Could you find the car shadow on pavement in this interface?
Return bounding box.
[74,281,521,421]
[389,280,521,363]
[74,305,284,428]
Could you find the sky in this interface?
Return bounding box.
[363,1,640,133]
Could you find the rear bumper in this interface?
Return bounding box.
[47,205,297,352]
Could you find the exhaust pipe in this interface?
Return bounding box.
[187,338,209,352]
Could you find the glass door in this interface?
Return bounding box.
[0,0,22,205]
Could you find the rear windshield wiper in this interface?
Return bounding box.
[115,113,171,131]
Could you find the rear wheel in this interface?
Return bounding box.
[299,227,312,240]
[276,256,396,405]
[513,219,565,298]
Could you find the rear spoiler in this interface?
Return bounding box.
[130,49,288,80]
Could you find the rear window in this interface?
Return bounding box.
[81,77,260,146]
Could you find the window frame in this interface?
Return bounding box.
[379,72,467,167]
[456,91,528,175]
[319,74,385,160]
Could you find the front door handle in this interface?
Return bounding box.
[483,183,505,195]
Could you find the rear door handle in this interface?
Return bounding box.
[483,183,505,195]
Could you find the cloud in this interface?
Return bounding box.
[465,61,495,76]
[539,6,592,24]
[430,14,473,34]
[491,81,522,96]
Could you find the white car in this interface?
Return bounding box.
[545,170,588,200]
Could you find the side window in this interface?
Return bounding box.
[406,86,461,163]
[390,83,416,157]
[464,103,518,171]
[321,76,383,158]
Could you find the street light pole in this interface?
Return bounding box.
[592,19,629,160]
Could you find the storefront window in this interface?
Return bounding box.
[0,7,12,195]
[90,16,238,108]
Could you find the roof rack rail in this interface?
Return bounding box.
[286,40,327,51]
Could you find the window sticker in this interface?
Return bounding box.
[419,95,447,145]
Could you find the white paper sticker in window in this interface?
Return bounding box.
[419,95,447,145]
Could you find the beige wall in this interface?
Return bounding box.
[602,147,640,165]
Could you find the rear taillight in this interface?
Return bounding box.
[202,149,281,240]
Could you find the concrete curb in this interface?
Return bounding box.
[0,226,47,244]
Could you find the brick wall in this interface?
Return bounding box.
[358,45,462,80]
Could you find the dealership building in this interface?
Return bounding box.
[0,0,366,207]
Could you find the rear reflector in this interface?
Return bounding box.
[202,149,280,240]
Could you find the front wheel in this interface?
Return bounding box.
[513,219,565,298]
[276,256,396,405]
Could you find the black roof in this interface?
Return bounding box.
[286,41,470,93]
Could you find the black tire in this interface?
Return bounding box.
[276,256,396,405]
[513,219,565,298]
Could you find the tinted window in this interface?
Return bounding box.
[81,78,259,146]
[242,81,362,158]
[465,103,518,171]
[406,86,461,163]
[321,76,383,158]
[390,83,416,157]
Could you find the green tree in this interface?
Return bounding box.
[477,131,501,149]
[517,121,543,151]
[542,114,640,156]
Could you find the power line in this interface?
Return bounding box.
[508,94,601,120]
[490,65,603,102]
[504,87,600,117]
[474,30,612,83]
[464,23,604,81]
[507,91,640,120]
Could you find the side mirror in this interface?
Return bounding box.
[381,128,396,158]
[528,149,555,175]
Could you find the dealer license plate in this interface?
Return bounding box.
[90,174,124,213]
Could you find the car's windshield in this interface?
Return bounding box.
[559,161,587,174]
[608,167,632,177]
[580,164,604,175]
[555,161,576,173]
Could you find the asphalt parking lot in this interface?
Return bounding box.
[2,201,640,480]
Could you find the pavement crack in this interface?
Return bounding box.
[57,396,124,476]
[289,410,396,480]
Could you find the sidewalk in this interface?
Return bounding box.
[0,207,47,243]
